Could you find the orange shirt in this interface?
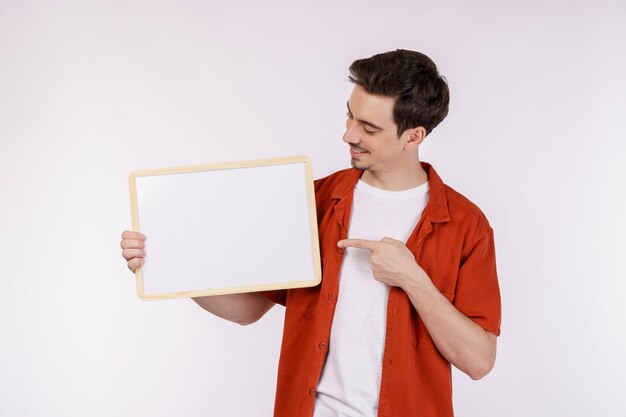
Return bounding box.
[262,162,501,417]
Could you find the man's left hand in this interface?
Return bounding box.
[337,237,428,288]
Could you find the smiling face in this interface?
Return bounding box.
[343,86,426,188]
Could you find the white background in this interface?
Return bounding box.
[1,1,625,416]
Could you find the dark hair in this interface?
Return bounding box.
[348,49,449,137]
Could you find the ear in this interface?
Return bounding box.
[403,126,427,150]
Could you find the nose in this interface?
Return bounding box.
[343,118,360,144]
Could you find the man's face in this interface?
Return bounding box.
[343,86,410,174]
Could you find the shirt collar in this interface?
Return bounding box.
[330,162,450,223]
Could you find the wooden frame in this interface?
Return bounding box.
[129,156,321,300]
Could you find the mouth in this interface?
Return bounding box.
[350,146,369,158]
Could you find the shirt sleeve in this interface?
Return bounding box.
[453,229,502,336]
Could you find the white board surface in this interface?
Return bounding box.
[129,156,321,300]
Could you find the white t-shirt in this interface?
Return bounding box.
[313,179,429,417]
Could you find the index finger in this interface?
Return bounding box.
[337,238,378,251]
[121,230,146,240]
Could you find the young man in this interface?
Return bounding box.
[121,49,501,417]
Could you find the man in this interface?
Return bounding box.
[121,49,501,417]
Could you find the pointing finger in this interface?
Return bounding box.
[338,238,378,251]
[380,236,403,245]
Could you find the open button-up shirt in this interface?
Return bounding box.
[262,162,501,417]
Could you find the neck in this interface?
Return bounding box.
[360,161,428,191]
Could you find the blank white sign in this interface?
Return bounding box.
[129,156,321,300]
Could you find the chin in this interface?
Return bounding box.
[350,159,371,171]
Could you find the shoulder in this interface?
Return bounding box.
[444,185,491,227]
[442,183,493,241]
[314,168,354,197]
[424,162,492,236]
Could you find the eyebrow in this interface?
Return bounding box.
[346,101,384,131]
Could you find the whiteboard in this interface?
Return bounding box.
[128,156,321,300]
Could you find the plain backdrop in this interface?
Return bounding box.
[1,1,625,416]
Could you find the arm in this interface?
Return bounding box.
[191,293,275,326]
[120,231,275,326]
[401,272,496,380]
[338,237,497,380]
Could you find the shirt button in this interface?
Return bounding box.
[319,342,327,350]
[328,292,336,301]
[309,388,316,396]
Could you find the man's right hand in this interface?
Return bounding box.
[120,231,146,273]
[119,230,275,324]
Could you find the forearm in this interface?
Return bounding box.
[192,293,275,326]
[337,236,498,379]
[402,274,497,380]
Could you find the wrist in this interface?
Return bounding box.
[401,264,432,294]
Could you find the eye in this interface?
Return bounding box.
[346,112,353,119]
[363,126,376,135]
